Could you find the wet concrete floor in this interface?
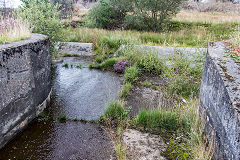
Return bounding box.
[0,57,121,160]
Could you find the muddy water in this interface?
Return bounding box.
[0,57,121,160]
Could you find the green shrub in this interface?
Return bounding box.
[162,54,203,98]
[104,101,127,121]
[85,0,127,29]
[123,66,139,83]
[97,58,118,70]
[165,139,192,160]
[18,0,63,51]
[120,83,132,99]
[57,114,67,122]
[124,0,187,31]
[118,47,164,74]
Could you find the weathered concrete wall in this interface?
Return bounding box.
[200,41,240,159]
[0,34,51,149]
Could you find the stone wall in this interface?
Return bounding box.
[0,34,51,149]
[200,41,240,159]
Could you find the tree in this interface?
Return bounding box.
[125,0,188,31]
[17,0,63,52]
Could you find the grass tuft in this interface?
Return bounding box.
[123,66,139,83]
[104,101,127,121]
[119,83,132,99]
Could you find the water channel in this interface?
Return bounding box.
[0,57,121,160]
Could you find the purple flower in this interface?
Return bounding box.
[114,60,130,73]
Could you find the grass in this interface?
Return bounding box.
[174,11,240,24]
[76,64,82,69]
[226,31,240,63]
[123,66,139,83]
[119,83,132,99]
[57,114,67,122]
[62,63,69,68]
[61,9,230,159]
[103,101,127,122]
[0,17,31,44]
[60,20,237,54]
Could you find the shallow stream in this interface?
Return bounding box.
[0,57,121,160]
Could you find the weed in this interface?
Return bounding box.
[96,58,118,70]
[120,83,132,99]
[162,53,204,98]
[123,66,139,83]
[88,63,95,69]
[164,139,192,160]
[57,114,67,122]
[118,47,164,75]
[104,101,128,121]
[62,63,69,68]
[115,127,128,160]
[140,81,152,87]
[38,111,50,121]
[94,55,107,63]
[137,109,187,132]
[76,64,83,69]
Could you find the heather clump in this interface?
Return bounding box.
[0,17,31,44]
[114,60,130,73]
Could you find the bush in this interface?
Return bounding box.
[125,0,187,31]
[97,58,118,70]
[17,0,63,50]
[123,66,139,83]
[85,0,126,29]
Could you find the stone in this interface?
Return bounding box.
[56,42,93,56]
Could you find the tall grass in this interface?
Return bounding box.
[136,99,212,159]
[174,11,240,24]
[0,17,31,44]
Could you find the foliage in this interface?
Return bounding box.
[165,139,192,160]
[114,60,130,73]
[62,63,69,68]
[0,17,31,44]
[119,82,132,99]
[18,0,63,50]
[226,32,240,63]
[85,0,127,29]
[85,0,186,31]
[125,0,187,31]
[94,58,118,70]
[123,66,139,83]
[104,101,127,121]
[137,109,189,132]
[162,52,204,98]
[57,114,67,122]
[118,47,164,75]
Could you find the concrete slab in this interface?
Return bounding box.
[56,42,93,56]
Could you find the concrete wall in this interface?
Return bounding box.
[200,41,240,159]
[0,34,51,149]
